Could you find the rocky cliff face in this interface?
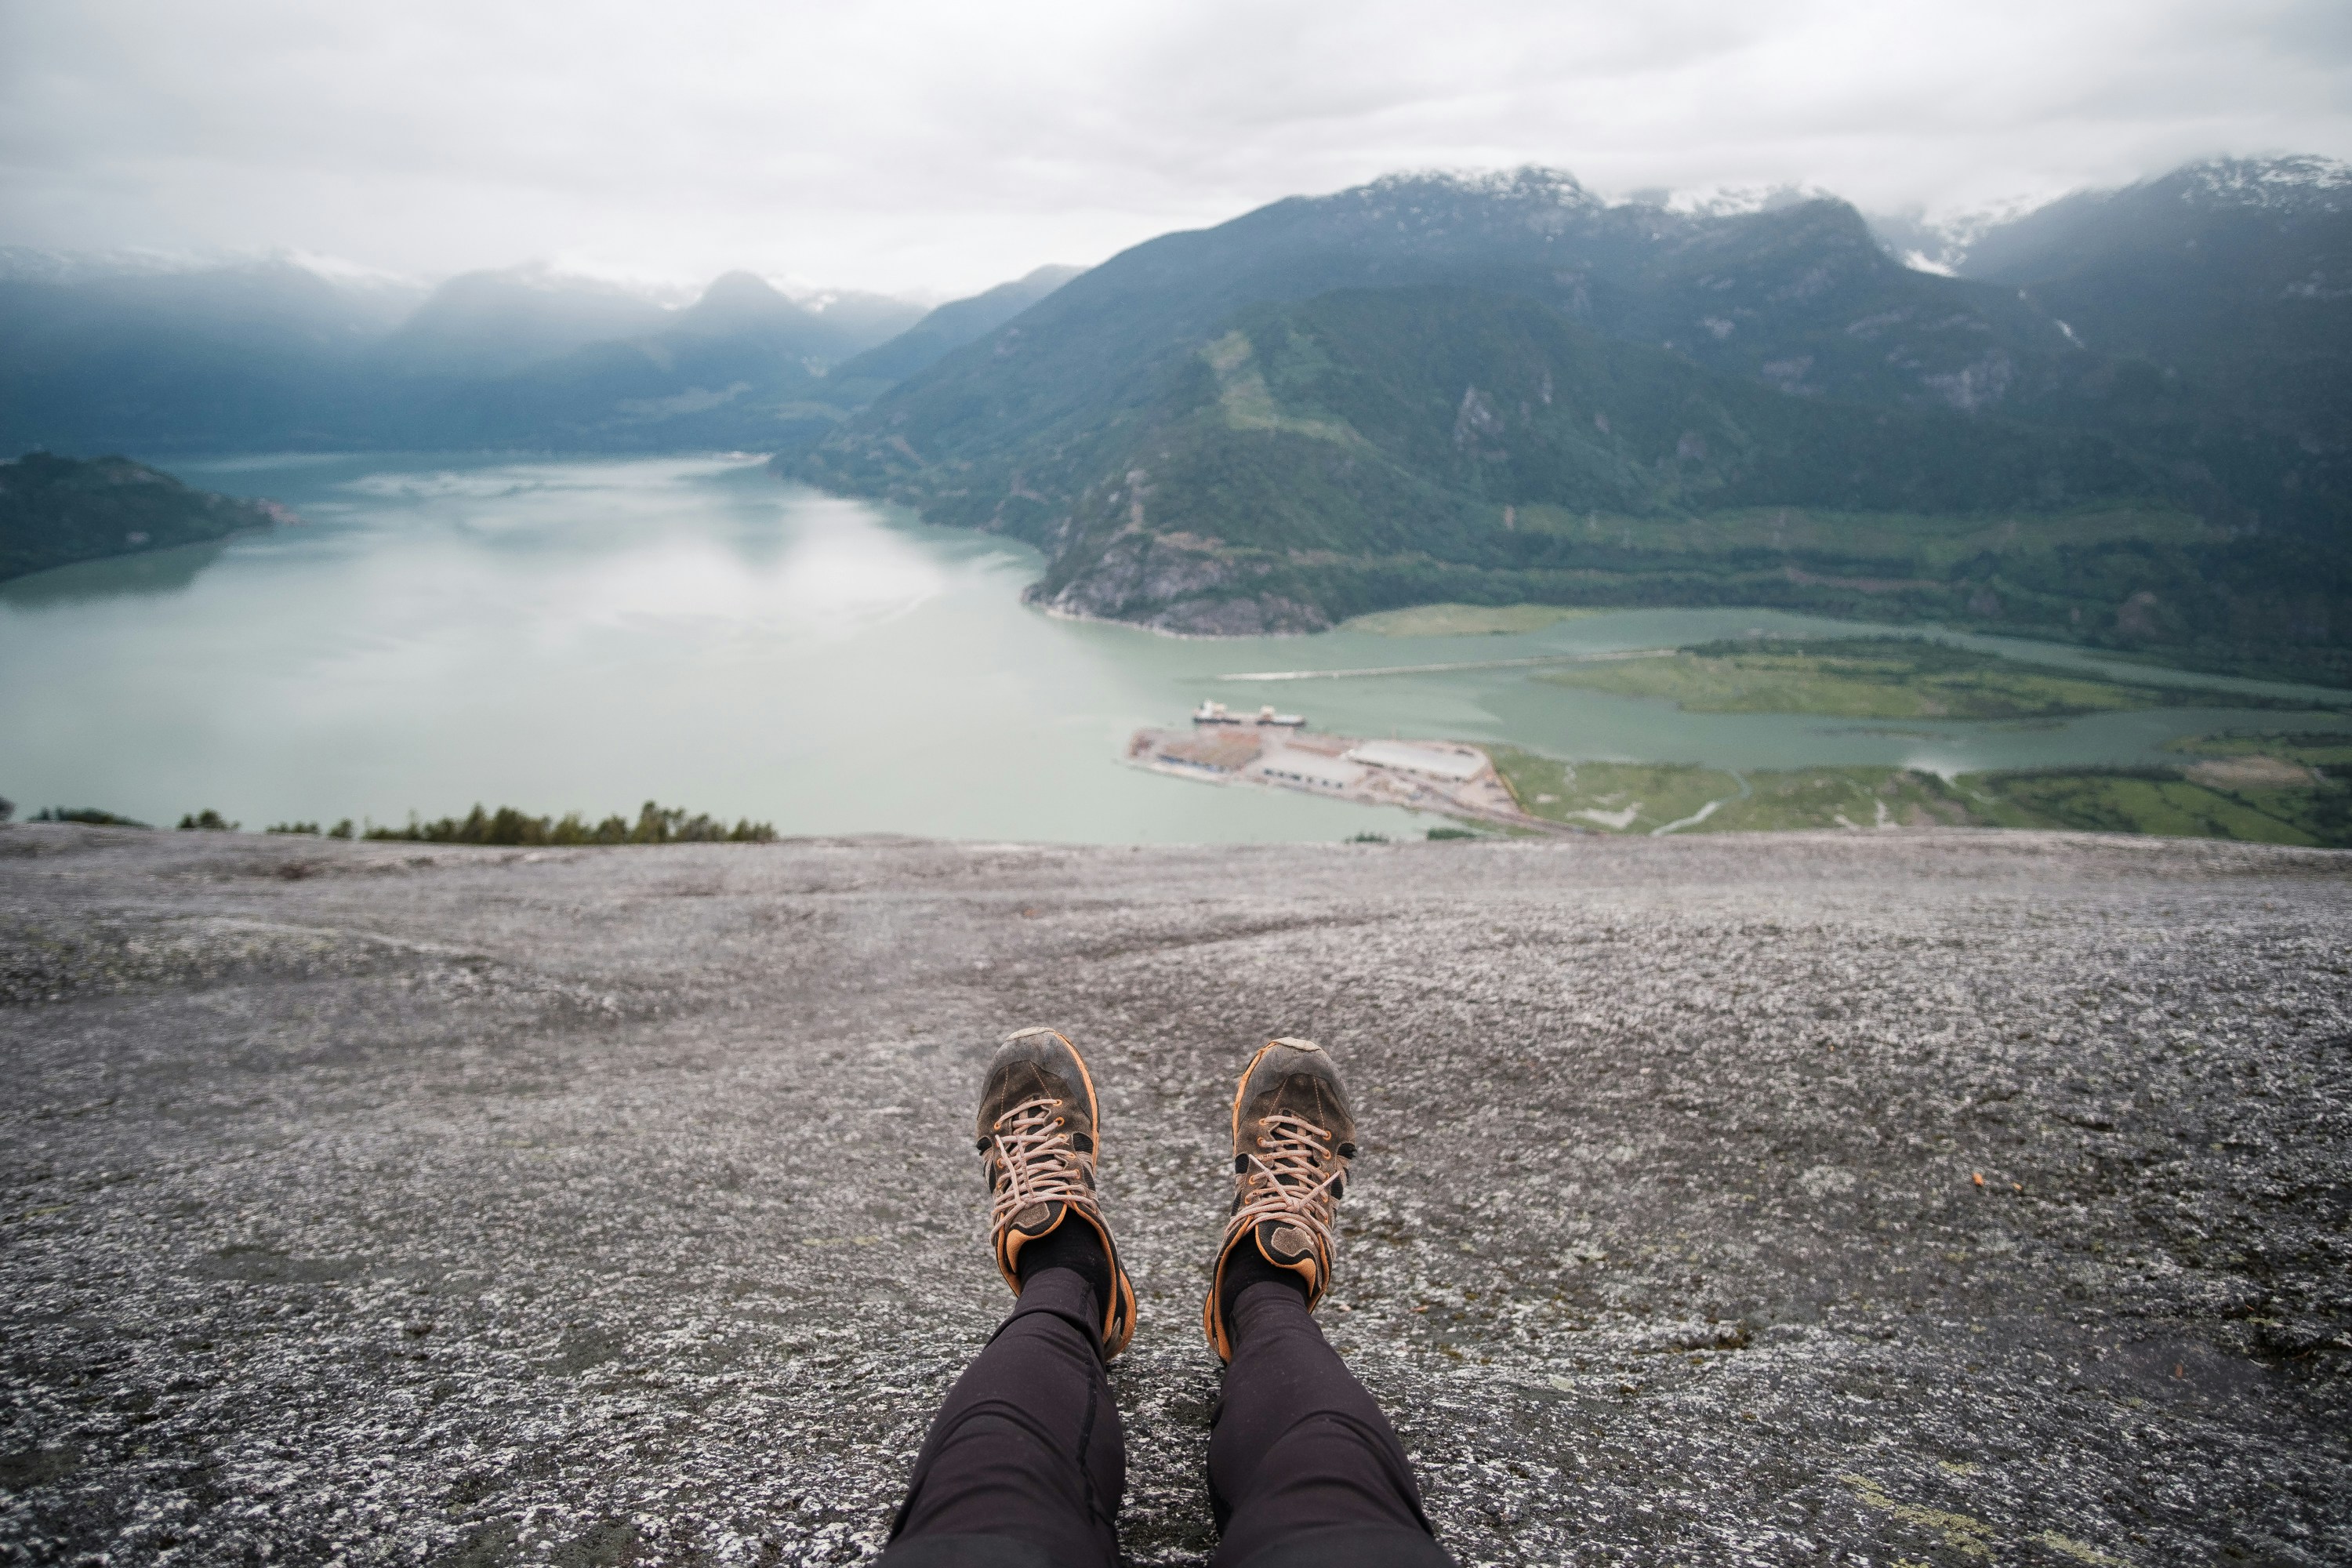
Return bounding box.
[1024,525,1332,634]
[4,826,2347,1565]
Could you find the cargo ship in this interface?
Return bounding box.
[1193,699,1305,728]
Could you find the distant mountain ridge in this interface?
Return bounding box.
[2,155,2346,679]
[793,155,2350,680]
[825,266,1087,398]
[1952,158,2352,438]
[362,270,926,452]
[0,257,1039,455]
[374,268,673,377]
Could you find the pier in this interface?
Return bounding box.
[1128,717,1575,834]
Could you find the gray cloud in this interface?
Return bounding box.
[2,0,2347,296]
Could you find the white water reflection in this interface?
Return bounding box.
[0,456,1437,840]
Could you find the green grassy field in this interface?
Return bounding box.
[1537,637,2318,720]
[1490,751,1981,835]
[1958,728,2351,845]
[1953,770,2346,846]
[1338,602,1600,636]
[1708,768,1983,832]
[1489,735,2351,847]
[2165,730,2352,768]
[1492,753,1743,833]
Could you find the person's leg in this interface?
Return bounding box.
[1207,1274,1448,1568]
[880,1028,1138,1568]
[883,1262,1123,1568]
[1200,1040,1454,1568]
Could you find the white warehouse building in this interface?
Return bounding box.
[1342,741,1488,782]
[1254,753,1367,791]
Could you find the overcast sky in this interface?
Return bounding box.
[2,0,2347,299]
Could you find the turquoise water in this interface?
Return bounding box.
[3,453,2345,842]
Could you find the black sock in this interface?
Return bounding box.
[1218,1235,1310,1331]
[1015,1214,1113,1312]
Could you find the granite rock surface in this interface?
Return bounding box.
[2,825,2348,1566]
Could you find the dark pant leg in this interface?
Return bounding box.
[1207,1282,1454,1568]
[880,1269,1123,1568]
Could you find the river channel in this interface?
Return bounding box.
[5,453,2346,842]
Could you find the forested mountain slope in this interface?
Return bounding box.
[804,169,2075,487]
[1015,289,2199,639]
[1957,158,2352,533]
[1962,156,2352,399]
[0,452,285,582]
[794,161,2352,681]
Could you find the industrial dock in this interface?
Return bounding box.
[1128,709,1573,833]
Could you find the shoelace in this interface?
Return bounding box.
[985,1096,1091,1232]
[1229,1111,1346,1258]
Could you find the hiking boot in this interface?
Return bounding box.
[976,1026,1137,1359]
[1203,1036,1358,1361]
